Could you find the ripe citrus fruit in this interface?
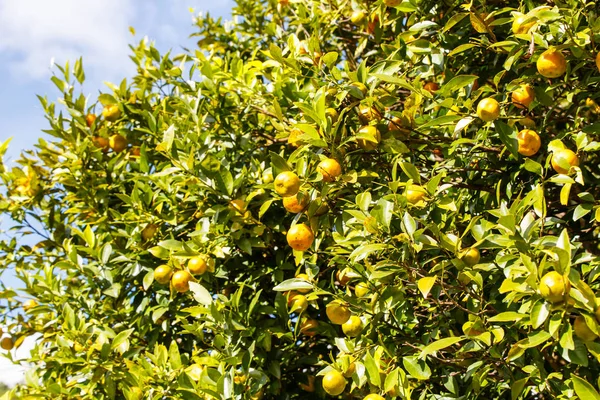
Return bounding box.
[574,315,598,342]
[154,265,173,284]
[274,171,301,197]
[337,268,359,286]
[85,113,97,127]
[326,107,339,122]
[358,106,382,123]
[355,282,369,298]
[295,273,312,293]
[229,199,246,214]
[511,84,535,109]
[130,146,141,156]
[350,11,366,25]
[539,271,570,303]
[102,105,121,122]
[172,270,193,293]
[0,337,13,351]
[357,125,381,150]
[299,318,318,336]
[287,128,304,147]
[283,192,309,213]
[388,116,411,138]
[516,129,541,157]
[23,299,38,311]
[322,370,347,396]
[406,186,426,204]
[342,315,363,337]
[476,98,500,122]
[286,224,314,251]
[141,224,158,241]
[537,49,567,78]
[287,292,308,313]
[364,395,385,400]
[92,136,110,153]
[551,148,579,174]
[326,301,351,325]
[317,158,342,182]
[512,14,535,34]
[596,52,600,72]
[423,82,439,94]
[109,134,128,153]
[188,256,208,275]
[349,81,368,97]
[462,248,480,266]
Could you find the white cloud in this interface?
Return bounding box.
[0,334,39,387]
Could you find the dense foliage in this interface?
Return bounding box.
[1,0,600,398]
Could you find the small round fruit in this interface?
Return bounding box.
[476,98,500,122]
[406,186,426,204]
[516,129,541,157]
[85,113,97,127]
[154,265,173,284]
[364,395,385,400]
[141,224,158,241]
[188,256,208,275]
[287,293,308,313]
[326,301,351,325]
[596,52,600,72]
[23,299,38,312]
[326,108,339,122]
[295,273,312,294]
[574,315,598,342]
[539,271,570,303]
[551,149,579,174]
[349,81,367,97]
[229,199,246,214]
[299,318,319,336]
[102,105,121,122]
[537,49,567,78]
[350,10,367,25]
[317,158,342,182]
[462,248,480,267]
[511,84,535,109]
[130,146,141,156]
[172,270,193,293]
[322,370,347,396]
[274,171,301,197]
[286,224,314,251]
[262,168,274,184]
[355,282,369,298]
[109,134,128,153]
[342,316,363,337]
[423,82,440,94]
[283,192,309,213]
[337,268,357,286]
[358,106,382,123]
[357,125,381,150]
[92,136,109,153]
[512,14,535,34]
[0,337,13,351]
[287,128,304,147]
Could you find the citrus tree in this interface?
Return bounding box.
[1,0,600,398]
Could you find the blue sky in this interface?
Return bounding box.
[0,0,234,386]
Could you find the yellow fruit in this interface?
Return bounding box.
[539,271,570,303]
[574,315,598,342]
[350,81,368,97]
[537,49,567,78]
[337,268,357,286]
[462,248,480,266]
[317,158,342,182]
[364,395,385,400]
[73,343,85,352]
[406,186,426,204]
[596,52,600,72]
[358,106,382,123]
[102,105,121,122]
[23,299,38,312]
[283,192,309,213]
[85,113,97,127]
[295,273,312,294]
[154,265,173,284]
[109,134,128,153]
[141,224,158,241]
[342,315,363,337]
[0,337,13,351]
[287,293,308,313]
[595,307,600,324]
[476,98,500,121]
[262,168,274,184]
[229,199,246,214]
[516,129,541,157]
[512,14,536,34]
[423,82,440,94]
[274,171,301,197]
[299,318,319,336]
[188,256,208,275]
[383,0,401,6]
[511,84,535,109]
[357,125,381,150]
[388,116,411,137]
[343,362,356,377]
[350,11,367,25]
[92,136,110,153]
[322,370,347,396]
[172,270,193,293]
[355,282,369,298]
[288,128,305,147]
[286,224,314,251]
[326,108,339,122]
[326,301,351,325]
[551,148,579,174]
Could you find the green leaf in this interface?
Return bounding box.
[169,340,182,369]
[530,301,550,329]
[189,282,213,306]
[487,312,527,323]
[496,121,518,158]
[111,329,134,350]
[417,277,436,299]
[418,115,462,129]
[402,356,431,380]
[273,278,313,292]
[270,151,292,174]
[518,330,551,349]
[511,378,528,400]
[443,13,469,33]
[364,352,381,386]
[420,337,463,359]
[438,75,478,97]
[572,375,600,400]
[399,162,421,183]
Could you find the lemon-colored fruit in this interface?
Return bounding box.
[295,273,312,294]
[274,171,301,197]
[358,106,382,123]
[462,248,480,266]
[102,105,121,122]
[406,186,426,204]
[0,337,13,351]
[283,192,309,213]
[512,14,536,34]
[287,128,305,147]
[172,270,193,293]
[551,148,579,174]
[154,265,173,284]
[286,224,314,251]
[516,129,541,157]
[511,84,535,109]
[229,199,246,214]
[355,282,369,298]
[326,107,339,122]
[326,301,351,325]
[476,98,500,121]
[287,292,308,313]
[188,256,208,275]
[539,271,570,303]
[357,125,381,150]
[317,158,342,182]
[364,395,385,400]
[350,11,367,25]
[109,134,128,153]
[574,315,598,342]
[350,81,368,97]
[299,318,319,336]
[141,224,158,241]
[23,299,38,312]
[537,49,567,78]
[342,315,363,337]
[322,370,347,396]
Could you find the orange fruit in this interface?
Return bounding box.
[358,106,382,123]
[317,158,342,182]
[364,395,385,400]
[286,224,314,251]
[283,192,309,213]
[516,129,541,157]
[23,299,38,312]
[288,128,304,147]
[109,134,128,153]
[130,146,141,157]
[287,292,308,313]
[172,270,193,293]
[141,224,158,241]
[423,82,440,94]
[357,125,381,150]
[537,49,567,78]
[476,98,500,121]
[188,256,208,275]
[539,271,570,303]
[350,10,366,25]
[342,315,363,337]
[574,315,598,342]
[462,248,480,266]
[299,318,319,336]
[326,301,351,325]
[406,186,427,204]
[102,105,121,122]
[388,116,411,136]
[355,282,369,298]
[512,14,536,34]
[596,52,600,72]
[322,370,347,396]
[366,16,379,35]
[229,199,246,214]
[92,136,110,153]
[511,84,535,109]
[154,265,173,284]
[274,171,301,197]
[551,148,579,174]
[0,337,13,351]
[383,0,401,6]
[85,113,97,127]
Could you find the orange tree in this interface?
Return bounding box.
[1,0,600,398]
